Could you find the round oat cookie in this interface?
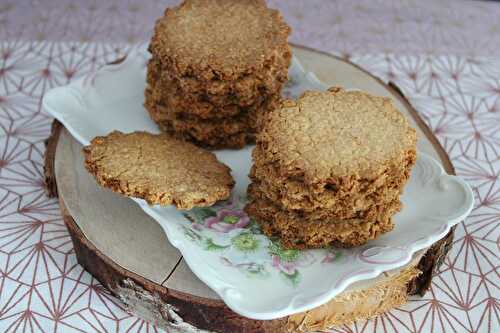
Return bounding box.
[257,87,417,183]
[83,131,234,210]
[244,194,400,249]
[150,0,291,80]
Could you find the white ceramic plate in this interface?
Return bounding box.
[43,47,473,320]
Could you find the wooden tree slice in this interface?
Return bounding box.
[44,45,456,333]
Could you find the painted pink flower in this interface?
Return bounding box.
[270,249,316,276]
[204,209,250,233]
[272,255,297,275]
[321,250,343,263]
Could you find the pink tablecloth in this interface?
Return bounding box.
[0,1,499,332]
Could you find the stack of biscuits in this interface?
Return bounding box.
[145,0,291,149]
[245,88,417,249]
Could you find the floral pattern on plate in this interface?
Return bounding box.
[181,198,339,287]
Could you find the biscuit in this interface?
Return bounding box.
[244,87,417,248]
[249,146,415,216]
[245,195,400,249]
[83,131,234,209]
[145,80,281,120]
[158,121,253,150]
[145,89,280,149]
[147,55,290,108]
[247,181,400,221]
[255,87,417,184]
[149,0,291,81]
[145,0,291,149]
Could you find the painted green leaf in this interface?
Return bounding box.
[241,263,269,279]
[196,207,217,220]
[183,226,203,242]
[285,76,297,88]
[204,238,230,251]
[248,219,262,234]
[281,270,301,286]
[331,251,343,262]
[268,240,299,262]
[182,213,195,223]
[322,250,344,263]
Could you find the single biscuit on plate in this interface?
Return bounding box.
[83,131,234,210]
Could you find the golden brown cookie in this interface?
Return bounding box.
[158,121,253,150]
[249,145,415,215]
[145,81,281,120]
[146,55,290,108]
[244,195,400,249]
[145,90,280,149]
[256,87,417,184]
[83,131,234,209]
[149,0,291,81]
[145,0,291,149]
[247,180,401,221]
[244,87,417,249]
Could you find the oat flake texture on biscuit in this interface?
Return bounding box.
[245,87,418,249]
[83,131,234,210]
[144,0,292,148]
